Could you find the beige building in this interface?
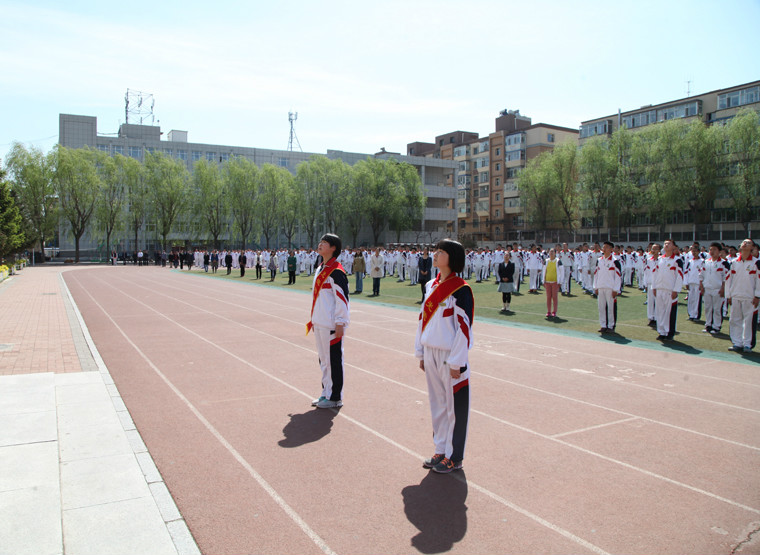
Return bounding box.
[408,111,578,244]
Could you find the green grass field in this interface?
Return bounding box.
[183,266,759,363]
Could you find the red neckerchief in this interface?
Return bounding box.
[421,273,467,332]
[306,257,345,335]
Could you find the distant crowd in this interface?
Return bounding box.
[113,237,759,353]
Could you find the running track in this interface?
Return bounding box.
[64,266,760,555]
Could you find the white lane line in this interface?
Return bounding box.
[70,275,338,555]
[166,270,760,389]
[95,272,760,516]
[550,417,641,439]
[78,272,614,555]
[121,273,760,452]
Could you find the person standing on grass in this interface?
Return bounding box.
[307,234,350,409]
[370,247,384,296]
[287,250,297,284]
[652,239,684,342]
[542,248,564,318]
[239,251,247,278]
[418,248,432,303]
[725,238,760,353]
[593,241,621,333]
[700,242,729,335]
[497,251,515,312]
[352,249,365,294]
[267,251,277,281]
[415,239,473,474]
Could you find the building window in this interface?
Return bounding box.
[177,150,187,160]
[495,209,500,217]
[439,139,444,146]
[480,171,489,182]
[206,152,216,161]
[718,86,759,109]
[220,153,230,162]
[112,145,123,155]
[97,144,109,153]
[192,151,202,161]
[495,162,501,171]
[496,177,501,187]
[505,150,525,162]
[579,120,611,139]
[278,158,288,167]
[496,193,500,201]
[480,141,489,151]
[495,147,501,156]
[547,133,555,143]
[129,146,141,159]
[453,146,467,157]
[163,148,173,157]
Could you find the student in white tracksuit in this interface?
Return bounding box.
[700,242,729,335]
[652,240,684,341]
[415,239,473,474]
[308,234,350,409]
[725,239,760,353]
[593,242,621,333]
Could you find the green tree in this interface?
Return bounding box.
[578,136,616,240]
[193,159,228,249]
[94,154,128,258]
[145,152,189,250]
[356,157,397,245]
[257,164,283,248]
[278,168,302,248]
[5,143,57,261]
[225,156,259,249]
[0,165,25,260]
[341,162,366,247]
[517,152,558,231]
[724,108,760,234]
[630,125,670,236]
[295,157,323,247]
[547,141,580,231]
[609,126,641,241]
[119,155,147,253]
[388,160,425,243]
[54,147,101,262]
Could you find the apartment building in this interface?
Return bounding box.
[579,80,760,142]
[408,111,578,243]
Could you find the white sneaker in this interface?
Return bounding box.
[316,398,343,409]
[311,396,326,407]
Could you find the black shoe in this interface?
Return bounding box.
[656,335,667,341]
[648,320,657,327]
[422,454,445,468]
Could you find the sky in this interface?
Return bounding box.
[1,0,758,161]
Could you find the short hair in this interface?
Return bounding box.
[320,233,341,258]
[434,239,465,273]
[710,242,722,250]
[603,241,614,248]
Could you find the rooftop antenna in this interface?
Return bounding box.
[686,79,692,97]
[288,111,302,152]
[125,89,156,125]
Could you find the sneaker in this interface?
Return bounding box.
[431,457,455,474]
[710,329,719,335]
[316,398,343,409]
[701,328,710,333]
[422,454,445,468]
[311,396,326,406]
[743,346,752,353]
[728,345,742,352]
[546,312,552,318]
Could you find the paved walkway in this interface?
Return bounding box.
[0,266,199,555]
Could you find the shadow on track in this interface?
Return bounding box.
[278,408,341,448]
[402,470,468,554]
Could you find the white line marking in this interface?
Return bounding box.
[550,417,641,439]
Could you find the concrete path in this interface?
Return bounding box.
[0,266,199,555]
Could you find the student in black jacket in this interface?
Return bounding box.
[418,248,432,303]
[497,252,516,312]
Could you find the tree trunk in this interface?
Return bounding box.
[38,238,46,263]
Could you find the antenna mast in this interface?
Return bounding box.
[125,89,156,125]
[288,111,302,152]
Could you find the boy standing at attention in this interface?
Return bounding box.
[593,241,621,333]
[307,234,350,409]
[415,239,474,474]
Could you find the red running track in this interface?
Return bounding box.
[64,266,760,555]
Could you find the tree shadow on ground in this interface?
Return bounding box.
[402,470,468,554]
[278,408,340,448]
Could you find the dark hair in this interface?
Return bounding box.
[320,233,341,258]
[603,241,614,248]
[434,239,465,273]
[710,242,722,250]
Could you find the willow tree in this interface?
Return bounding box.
[54,147,102,262]
[225,156,259,250]
[725,109,760,235]
[0,166,25,260]
[517,152,558,231]
[193,158,228,249]
[578,136,616,240]
[95,153,128,257]
[5,143,57,261]
[145,152,189,250]
[388,160,425,243]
